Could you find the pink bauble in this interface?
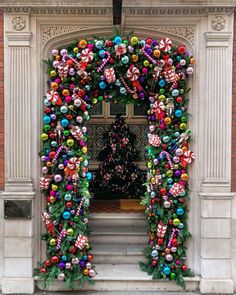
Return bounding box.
[89,269,96,278]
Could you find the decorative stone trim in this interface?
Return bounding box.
[211,15,226,31]
[11,16,26,31]
[1,6,235,16]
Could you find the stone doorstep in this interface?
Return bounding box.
[35,264,200,292]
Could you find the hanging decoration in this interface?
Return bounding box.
[36,33,195,289]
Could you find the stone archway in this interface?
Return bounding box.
[0,3,235,294]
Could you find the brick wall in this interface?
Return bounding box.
[0,11,4,190]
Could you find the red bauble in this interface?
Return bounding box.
[88,254,93,262]
[158,238,164,245]
[44,107,51,114]
[176,96,182,103]
[172,238,178,247]
[109,58,115,64]
[69,246,77,254]
[146,38,153,45]
[78,89,85,97]
[162,144,168,149]
[152,260,157,267]
[51,256,59,264]
[178,198,185,203]
[66,201,73,208]
[165,164,170,169]
[66,114,73,120]
[151,198,157,205]
[40,268,47,273]
[182,265,188,271]
[66,60,73,67]
[178,45,186,54]
[44,260,51,267]
[49,133,55,139]
[160,188,167,195]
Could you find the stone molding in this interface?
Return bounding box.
[0,6,235,16]
[41,24,195,47]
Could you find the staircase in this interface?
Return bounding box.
[36,212,200,293]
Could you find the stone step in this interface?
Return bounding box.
[92,243,146,264]
[36,264,200,292]
[90,226,147,244]
[89,213,146,227]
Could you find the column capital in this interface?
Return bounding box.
[5,31,32,47]
[204,32,231,47]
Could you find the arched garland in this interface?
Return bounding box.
[35,33,195,289]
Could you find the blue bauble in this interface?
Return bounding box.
[83,255,88,261]
[61,255,67,261]
[174,132,180,137]
[62,154,67,160]
[121,56,129,64]
[115,79,121,86]
[76,53,81,59]
[159,79,166,87]
[64,193,72,201]
[139,40,146,46]
[95,40,103,49]
[163,266,171,275]
[156,209,161,215]
[62,211,71,220]
[99,49,105,58]
[176,55,181,61]
[178,222,184,229]
[175,109,183,118]
[120,87,127,94]
[67,150,73,156]
[61,119,69,127]
[151,191,156,198]
[162,136,170,143]
[177,208,184,215]
[114,36,122,45]
[99,81,107,89]
[172,89,179,97]
[86,172,92,180]
[151,250,158,257]
[167,178,173,184]
[43,116,51,124]
[51,141,57,147]
[44,99,51,106]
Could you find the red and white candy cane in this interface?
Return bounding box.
[119,76,136,94]
[97,52,111,73]
[159,151,174,169]
[159,38,172,52]
[81,48,94,63]
[157,221,168,238]
[56,229,67,250]
[58,64,69,79]
[167,229,180,248]
[141,45,158,66]
[76,198,85,216]
[52,145,68,163]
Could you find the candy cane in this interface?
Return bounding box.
[159,151,174,169]
[141,45,158,66]
[76,198,85,216]
[52,145,68,163]
[56,229,67,250]
[119,76,136,94]
[97,52,110,73]
[167,229,180,248]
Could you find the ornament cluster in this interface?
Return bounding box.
[36,34,195,289]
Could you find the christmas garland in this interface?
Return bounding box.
[36,33,195,289]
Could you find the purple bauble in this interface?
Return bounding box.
[58,262,65,269]
[174,170,181,177]
[80,260,86,268]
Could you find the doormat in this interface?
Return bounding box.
[90,199,144,213]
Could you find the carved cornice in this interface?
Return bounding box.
[1,6,235,16]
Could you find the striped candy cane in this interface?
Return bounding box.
[52,146,68,163]
[119,76,136,94]
[159,151,174,170]
[97,52,111,73]
[56,229,67,250]
[76,198,85,216]
[167,229,180,248]
[141,45,158,66]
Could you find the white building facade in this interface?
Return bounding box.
[0,0,235,294]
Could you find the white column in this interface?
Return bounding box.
[199,15,234,294]
[1,13,35,294]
